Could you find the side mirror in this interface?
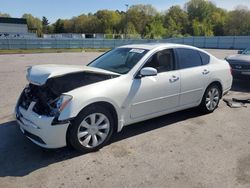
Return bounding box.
[238,50,243,54]
[139,67,157,77]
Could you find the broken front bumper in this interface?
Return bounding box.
[16,102,70,149]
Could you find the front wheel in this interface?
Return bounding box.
[68,105,114,153]
[199,84,221,113]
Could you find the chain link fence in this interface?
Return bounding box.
[0,36,249,50]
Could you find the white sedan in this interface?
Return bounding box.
[15,43,232,152]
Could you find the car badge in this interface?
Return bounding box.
[235,65,242,69]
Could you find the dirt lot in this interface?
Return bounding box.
[0,49,250,188]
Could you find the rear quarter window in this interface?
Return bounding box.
[199,52,210,65]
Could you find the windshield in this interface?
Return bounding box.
[88,48,148,74]
[242,48,250,55]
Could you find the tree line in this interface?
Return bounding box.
[1,0,250,38]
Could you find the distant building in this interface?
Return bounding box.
[0,17,36,38]
[43,33,106,39]
[43,33,141,39]
[43,33,83,39]
[0,17,28,33]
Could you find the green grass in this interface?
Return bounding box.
[0,48,110,54]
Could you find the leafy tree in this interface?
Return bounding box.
[85,15,101,33]
[145,14,165,39]
[95,10,121,33]
[210,8,227,36]
[127,4,157,37]
[42,16,49,26]
[126,22,137,34]
[0,1,245,38]
[42,16,50,34]
[22,14,43,36]
[186,0,217,22]
[0,12,11,17]
[185,0,220,36]
[164,6,189,37]
[53,19,65,33]
[192,19,213,36]
[224,9,250,35]
[63,19,75,33]
[46,25,54,34]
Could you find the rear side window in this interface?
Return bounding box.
[199,52,210,65]
[176,48,202,69]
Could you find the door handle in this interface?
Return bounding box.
[169,75,179,83]
[202,69,210,75]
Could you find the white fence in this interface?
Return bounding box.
[0,36,249,50]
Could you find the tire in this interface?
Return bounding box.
[199,84,221,113]
[68,105,114,153]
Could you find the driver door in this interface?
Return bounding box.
[130,49,181,119]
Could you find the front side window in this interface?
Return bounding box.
[143,49,175,73]
[176,48,202,69]
[88,48,148,74]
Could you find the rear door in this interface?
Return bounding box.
[175,48,211,107]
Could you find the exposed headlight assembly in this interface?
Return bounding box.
[50,95,73,125]
[55,94,73,113]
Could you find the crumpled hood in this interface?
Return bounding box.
[226,54,250,62]
[26,64,119,85]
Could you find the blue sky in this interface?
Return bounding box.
[1,0,250,23]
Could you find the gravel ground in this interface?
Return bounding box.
[0,49,250,188]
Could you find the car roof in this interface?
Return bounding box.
[119,43,200,51]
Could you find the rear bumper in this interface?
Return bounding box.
[16,104,70,149]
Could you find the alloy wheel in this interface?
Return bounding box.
[77,113,110,148]
[205,87,220,111]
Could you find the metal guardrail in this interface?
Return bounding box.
[0,36,249,50]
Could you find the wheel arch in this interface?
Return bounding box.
[85,101,119,133]
[207,81,223,98]
[66,101,119,145]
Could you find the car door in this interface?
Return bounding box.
[175,48,211,107]
[130,49,181,119]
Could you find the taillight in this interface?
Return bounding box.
[230,66,232,75]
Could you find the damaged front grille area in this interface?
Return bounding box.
[19,84,58,116]
[18,71,117,117]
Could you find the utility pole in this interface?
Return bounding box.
[125,4,129,39]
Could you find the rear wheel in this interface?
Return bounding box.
[68,105,114,153]
[199,84,221,113]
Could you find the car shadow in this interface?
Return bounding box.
[231,79,250,93]
[0,108,204,177]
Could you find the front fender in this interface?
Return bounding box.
[58,97,121,121]
[56,75,131,132]
[57,96,124,132]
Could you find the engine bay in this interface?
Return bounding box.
[18,71,117,116]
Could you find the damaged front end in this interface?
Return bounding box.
[18,84,71,119]
[15,69,118,148]
[18,71,117,118]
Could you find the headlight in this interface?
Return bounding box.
[55,95,73,112]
